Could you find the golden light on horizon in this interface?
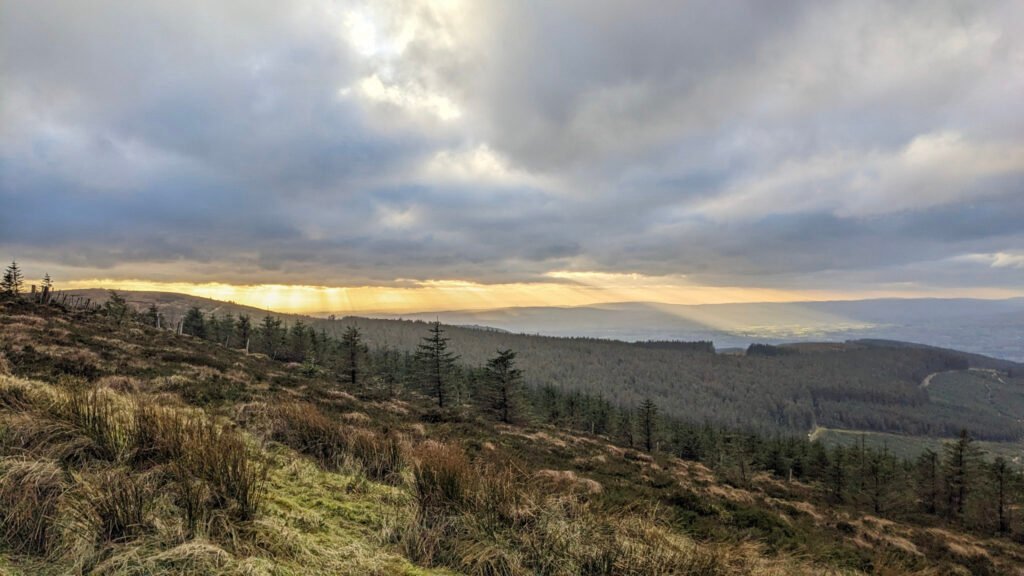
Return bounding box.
[57,272,1024,316]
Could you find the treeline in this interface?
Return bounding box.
[295,316,1019,441]
[105,297,1024,539]
[633,340,715,353]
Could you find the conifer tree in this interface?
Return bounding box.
[182,306,206,338]
[257,315,284,359]
[915,448,940,515]
[219,313,236,347]
[827,446,847,504]
[414,321,459,408]
[942,429,982,520]
[990,456,1014,534]
[639,397,658,452]
[235,315,253,350]
[864,449,896,514]
[484,348,525,423]
[1,260,24,296]
[618,406,635,448]
[340,326,368,387]
[41,273,53,290]
[288,320,310,362]
[104,290,130,324]
[142,303,161,327]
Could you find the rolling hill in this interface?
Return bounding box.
[67,290,1024,444]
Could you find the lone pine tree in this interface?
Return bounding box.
[415,321,459,408]
[639,397,658,452]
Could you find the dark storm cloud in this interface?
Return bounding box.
[1,0,1022,291]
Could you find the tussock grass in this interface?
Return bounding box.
[0,458,67,556]
[51,384,133,462]
[270,401,347,469]
[184,419,268,523]
[412,441,474,514]
[270,400,408,484]
[71,468,153,544]
[350,429,407,485]
[0,376,271,572]
[0,379,34,411]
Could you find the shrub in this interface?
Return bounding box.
[0,458,67,555]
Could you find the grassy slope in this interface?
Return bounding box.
[3,300,1024,574]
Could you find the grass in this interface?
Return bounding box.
[0,458,67,556]
[270,400,409,484]
[72,468,153,544]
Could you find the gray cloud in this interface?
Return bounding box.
[1,0,1023,293]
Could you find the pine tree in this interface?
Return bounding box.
[219,313,236,347]
[942,429,982,520]
[182,306,206,338]
[915,448,940,515]
[639,397,658,452]
[827,446,847,504]
[2,260,24,296]
[618,406,635,448]
[287,320,309,362]
[414,321,459,408]
[864,449,896,514]
[235,315,253,351]
[990,456,1014,534]
[41,273,53,290]
[484,348,525,423]
[257,316,284,359]
[142,303,161,327]
[104,290,130,324]
[340,326,368,387]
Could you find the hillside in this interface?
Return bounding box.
[70,290,1024,443]
[370,298,1024,362]
[4,294,1024,575]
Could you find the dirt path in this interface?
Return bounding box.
[920,371,951,388]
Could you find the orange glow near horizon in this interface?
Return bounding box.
[57,272,1024,315]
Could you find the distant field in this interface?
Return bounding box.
[814,427,1024,466]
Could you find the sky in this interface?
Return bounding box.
[1,0,1023,313]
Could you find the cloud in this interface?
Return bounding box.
[1,0,1023,298]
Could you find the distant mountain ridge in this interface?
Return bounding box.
[367,298,1024,362]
